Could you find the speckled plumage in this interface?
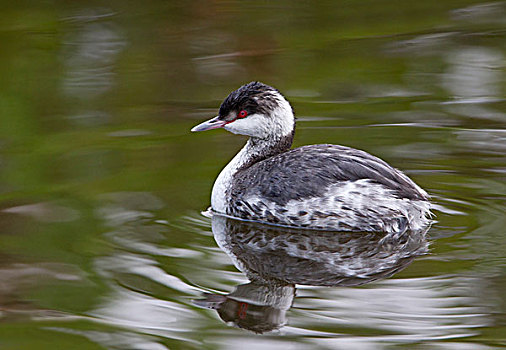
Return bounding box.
[192,82,432,233]
[228,144,430,232]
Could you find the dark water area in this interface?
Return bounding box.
[0,1,505,349]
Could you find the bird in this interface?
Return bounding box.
[191,82,432,233]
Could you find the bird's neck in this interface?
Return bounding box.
[240,131,294,170]
[211,131,294,213]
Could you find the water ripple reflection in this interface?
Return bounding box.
[194,215,430,333]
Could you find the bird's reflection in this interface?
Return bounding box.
[194,214,429,333]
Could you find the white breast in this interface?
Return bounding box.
[211,166,231,213]
[211,140,254,213]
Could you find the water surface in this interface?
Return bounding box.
[0,1,505,349]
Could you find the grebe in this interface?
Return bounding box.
[191,82,431,232]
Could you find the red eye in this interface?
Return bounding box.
[238,110,248,118]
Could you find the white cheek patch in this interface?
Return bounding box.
[271,98,294,137]
[222,90,295,139]
[224,107,294,139]
[224,114,270,138]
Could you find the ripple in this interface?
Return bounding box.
[292,275,491,342]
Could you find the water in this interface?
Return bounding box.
[0,1,505,349]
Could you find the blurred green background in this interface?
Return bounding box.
[0,1,504,349]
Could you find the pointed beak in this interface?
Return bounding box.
[191,116,227,132]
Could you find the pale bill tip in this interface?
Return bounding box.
[191,116,225,132]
